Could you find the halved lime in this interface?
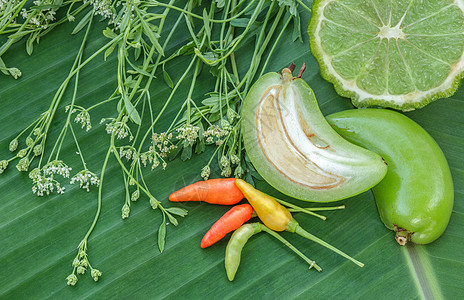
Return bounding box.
[308,0,464,111]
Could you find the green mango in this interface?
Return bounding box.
[327,108,454,244]
[241,68,387,202]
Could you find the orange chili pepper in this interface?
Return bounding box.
[169,178,244,205]
[201,204,253,248]
[235,179,364,267]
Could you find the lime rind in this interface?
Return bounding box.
[308,0,464,111]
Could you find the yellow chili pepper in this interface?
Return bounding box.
[235,178,291,231]
[235,179,364,267]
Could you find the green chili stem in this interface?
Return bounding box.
[287,219,364,268]
[259,223,322,272]
[275,198,327,221]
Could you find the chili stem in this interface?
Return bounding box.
[289,220,364,268]
[259,224,322,272]
[275,198,327,221]
[288,205,345,213]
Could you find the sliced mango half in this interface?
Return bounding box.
[241,68,387,202]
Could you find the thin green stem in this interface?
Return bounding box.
[259,223,322,272]
[275,197,327,221]
[68,124,87,170]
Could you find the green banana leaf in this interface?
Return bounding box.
[1,4,463,299]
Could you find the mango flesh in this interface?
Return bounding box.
[241,69,387,202]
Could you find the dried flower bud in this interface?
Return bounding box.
[17,149,27,158]
[234,165,244,178]
[230,154,240,165]
[131,190,139,201]
[26,137,34,147]
[227,107,236,122]
[221,166,232,177]
[77,266,86,275]
[201,165,210,180]
[220,155,230,168]
[33,144,42,156]
[149,197,158,209]
[122,203,130,219]
[0,160,8,174]
[72,257,80,268]
[66,273,78,286]
[91,269,102,282]
[16,157,30,172]
[9,139,18,152]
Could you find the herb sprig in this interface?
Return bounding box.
[0,0,309,286]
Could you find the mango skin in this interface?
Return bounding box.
[327,109,454,244]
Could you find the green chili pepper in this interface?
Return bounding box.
[225,222,321,281]
[327,108,454,245]
[225,223,262,281]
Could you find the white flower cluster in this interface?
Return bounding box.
[20,1,57,29]
[29,160,71,196]
[29,168,64,196]
[140,146,167,170]
[1,0,20,23]
[152,132,177,156]
[203,124,229,145]
[119,146,137,161]
[43,160,72,178]
[74,109,92,131]
[176,124,200,145]
[104,117,133,140]
[86,0,116,20]
[70,170,100,192]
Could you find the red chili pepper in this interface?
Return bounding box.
[169,178,244,205]
[201,204,253,248]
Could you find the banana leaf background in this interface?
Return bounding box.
[1,2,463,299]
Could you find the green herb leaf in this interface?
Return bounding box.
[163,70,174,89]
[202,9,211,42]
[158,221,166,253]
[181,145,192,161]
[167,213,178,226]
[292,13,302,42]
[72,10,93,35]
[230,18,251,27]
[102,27,117,39]
[139,16,164,56]
[123,96,141,125]
[165,207,188,217]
